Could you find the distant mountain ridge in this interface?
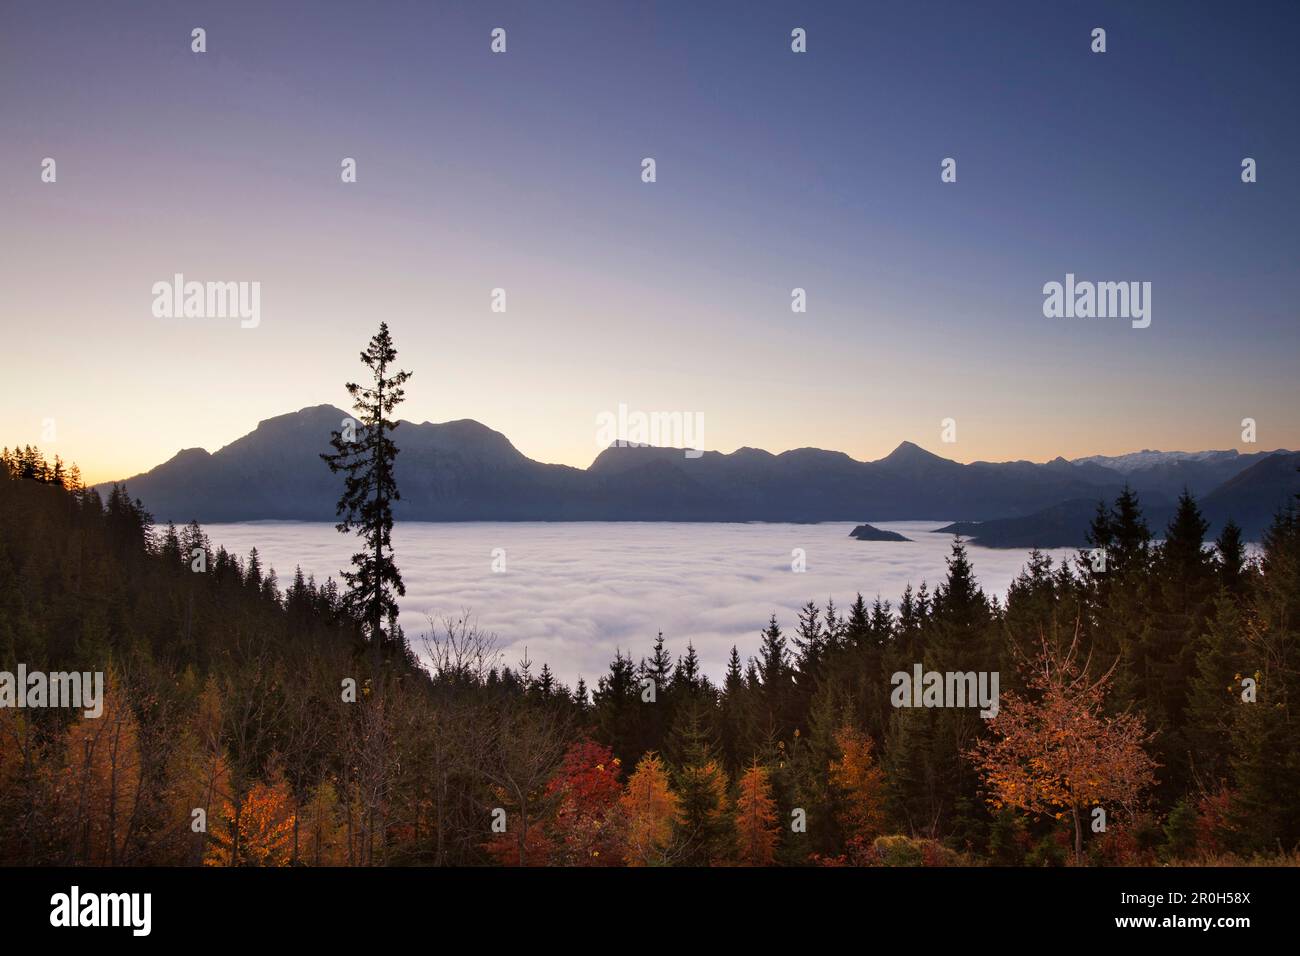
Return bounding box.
[99,405,1293,535]
[937,452,1300,546]
[1073,449,1243,473]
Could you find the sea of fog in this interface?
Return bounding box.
[196,521,1077,687]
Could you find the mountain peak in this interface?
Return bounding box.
[880,441,948,465]
[256,404,347,430]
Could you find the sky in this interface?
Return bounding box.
[2,0,1297,485]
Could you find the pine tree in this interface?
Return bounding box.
[646,631,674,690]
[792,600,825,723]
[868,596,894,646]
[719,646,753,773]
[321,321,413,665]
[161,522,182,565]
[537,663,557,700]
[1161,490,1212,585]
[1226,670,1298,852]
[844,593,870,650]
[1110,485,1153,572]
[757,613,792,737]
[572,677,590,714]
[897,584,921,655]
[593,651,642,768]
[673,642,702,695]
[1086,488,1154,714]
[1186,594,1248,785]
[931,537,988,634]
[636,632,676,756]
[1215,519,1247,600]
[1224,505,1300,851]
[882,706,934,837]
[823,597,843,652]
[1142,490,1216,798]
[672,751,733,865]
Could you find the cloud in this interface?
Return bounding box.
[202,521,1074,687]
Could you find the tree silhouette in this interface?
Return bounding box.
[321,322,412,665]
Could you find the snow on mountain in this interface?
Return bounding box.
[1072,449,1240,473]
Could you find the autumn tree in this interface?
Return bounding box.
[59,668,144,865]
[542,739,624,865]
[160,677,230,865]
[968,625,1158,863]
[733,761,778,865]
[828,725,887,848]
[205,763,296,867]
[619,752,681,865]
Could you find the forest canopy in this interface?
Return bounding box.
[1,443,1297,866]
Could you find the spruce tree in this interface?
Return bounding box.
[669,706,733,865]
[1110,485,1153,572]
[672,642,702,695]
[645,631,674,691]
[1186,593,1247,783]
[1143,490,1216,797]
[792,600,825,723]
[593,650,641,767]
[844,593,870,650]
[321,322,412,665]
[757,613,791,736]
[1215,519,1247,600]
[719,646,753,772]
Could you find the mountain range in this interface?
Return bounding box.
[100,405,1298,543]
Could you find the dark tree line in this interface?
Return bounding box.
[2,439,1296,865]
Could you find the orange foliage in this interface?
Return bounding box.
[162,677,229,864]
[967,631,1158,861]
[733,761,778,866]
[828,725,886,843]
[58,669,142,865]
[205,767,296,867]
[618,752,680,865]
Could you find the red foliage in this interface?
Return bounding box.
[543,739,625,865]
[1195,787,1235,855]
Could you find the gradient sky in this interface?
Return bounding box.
[2,0,1297,485]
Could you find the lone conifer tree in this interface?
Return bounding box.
[322,322,412,663]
